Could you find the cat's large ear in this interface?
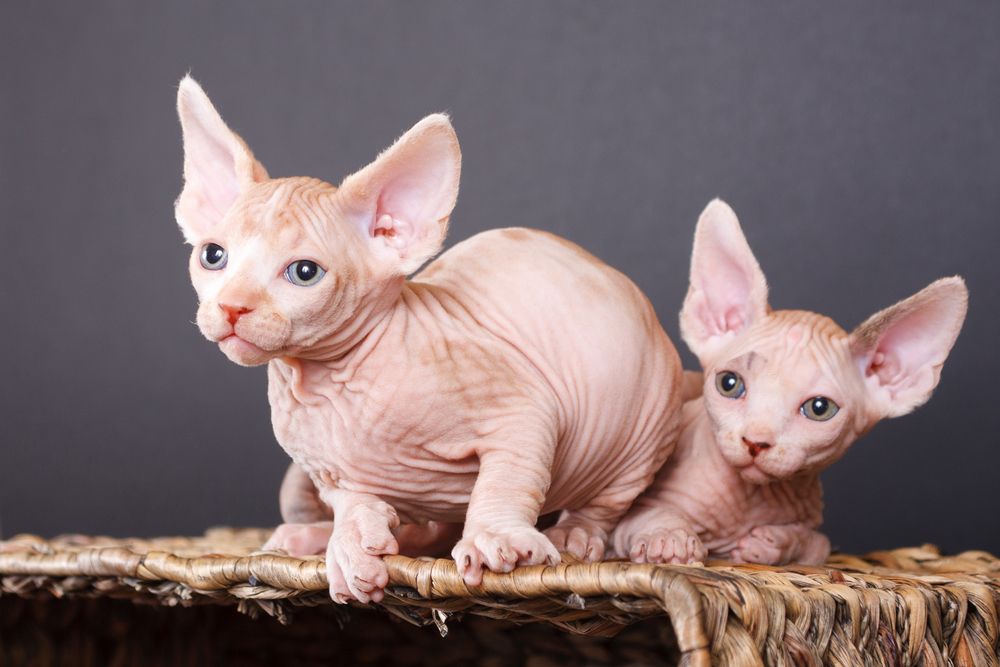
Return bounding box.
[175,76,268,243]
[337,114,461,275]
[849,277,967,418]
[680,199,770,364]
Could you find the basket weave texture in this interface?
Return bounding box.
[2,528,999,665]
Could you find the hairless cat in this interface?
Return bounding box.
[174,77,683,602]
[613,200,967,565]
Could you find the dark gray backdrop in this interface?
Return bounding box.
[1,2,997,556]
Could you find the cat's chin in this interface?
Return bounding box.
[737,464,778,485]
[219,335,273,367]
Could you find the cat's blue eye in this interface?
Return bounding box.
[285,260,326,287]
[801,396,839,421]
[715,371,745,399]
[200,243,228,270]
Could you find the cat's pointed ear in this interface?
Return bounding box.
[680,199,770,364]
[337,114,461,275]
[849,277,967,418]
[175,76,268,243]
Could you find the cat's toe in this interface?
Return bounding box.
[544,524,606,561]
[453,527,559,584]
[630,528,703,565]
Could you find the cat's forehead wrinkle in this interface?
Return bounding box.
[232,178,343,249]
[726,310,856,395]
[761,311,848,345]
[727,351,765,372]
[258,178,333,222]
[765,312,861,401]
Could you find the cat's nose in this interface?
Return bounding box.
[742,437,772,458]
[219,303,253,325]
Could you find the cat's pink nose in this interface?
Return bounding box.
[742,437,772,458]
[220,303,253,325]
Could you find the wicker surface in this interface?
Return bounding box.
[2,528,1000,665]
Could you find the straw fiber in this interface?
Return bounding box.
[2,528,999,665]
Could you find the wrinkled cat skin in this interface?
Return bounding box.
[174,77,683,602]
[613,200,968,566]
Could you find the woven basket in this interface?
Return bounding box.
[2,528,999,665]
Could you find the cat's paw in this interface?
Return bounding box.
[628,527,706,565]
[326,541,392,604]
[544,518,607,562]
[394,521,463,557]
[327,502,400,603]
[800,531,832,566]
[452,526,560,586]
[730,525,795,565]
[263,521,333,557]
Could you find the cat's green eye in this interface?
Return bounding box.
[285,260,326,287]
[200,243,228,270]
[715,371,746,399]
[801,396,839,421]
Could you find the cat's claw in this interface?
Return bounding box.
[452,527,560,586]
[629,528,706,565]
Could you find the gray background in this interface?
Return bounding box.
[1,2,997,556]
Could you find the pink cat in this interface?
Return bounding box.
[173,77,684,602]
[612,199,968,565]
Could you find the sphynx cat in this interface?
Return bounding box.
[174,77,683,602]
[613,200,967,565]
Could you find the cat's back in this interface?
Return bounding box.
[415,227,660,342]
[415,227,678,390]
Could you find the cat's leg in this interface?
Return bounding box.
[279,462,332,523]
[730,524,831,565]
[263,462,459,558]
[262,463,335,556]
[266,520,462,559]
[452,434,561,586]
[321,488,400,603]
[611,503,707,565]
[544,478,655,562]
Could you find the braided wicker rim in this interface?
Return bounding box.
[2,528,1000,666]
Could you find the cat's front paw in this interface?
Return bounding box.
[263,521,333,557]
[730,525,795,565]
[452,526,560,586]
[327,502,400,603]
[730,525,831,565]
[628,527,706,565]
[544,518,607,562]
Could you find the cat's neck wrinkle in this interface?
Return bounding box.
[283,280,456,375]
[289,278,405,365]
[297,302,394,366]
[271,357,321,406]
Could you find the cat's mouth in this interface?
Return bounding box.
[737,463,777,484]
[221,332,262,349]
[218,333,271,366]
